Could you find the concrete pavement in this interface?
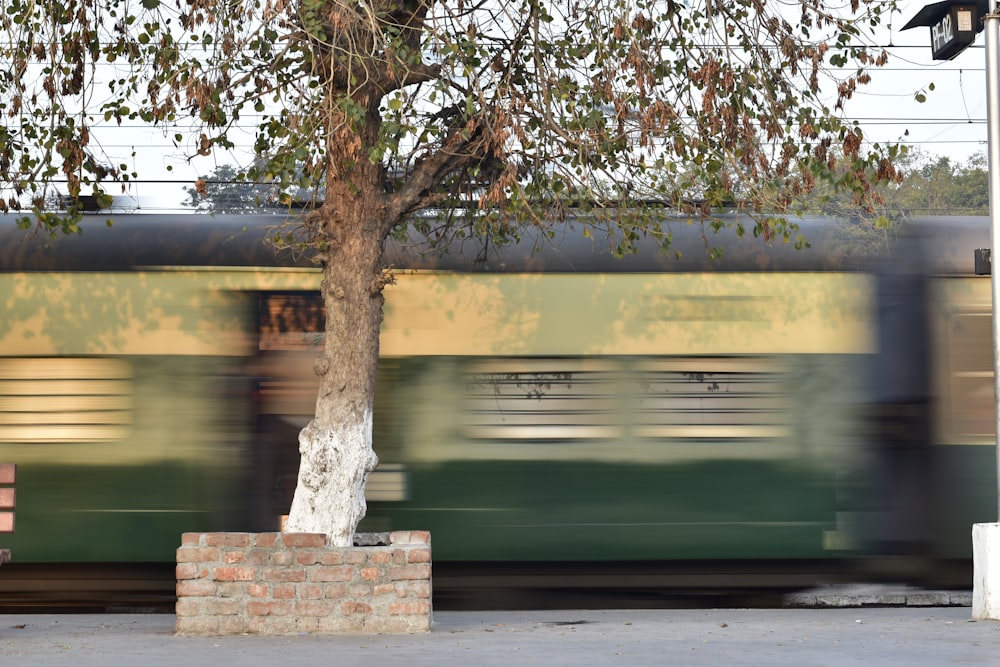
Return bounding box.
[2,607,999,666]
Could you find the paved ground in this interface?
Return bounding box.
[1,607,998,666]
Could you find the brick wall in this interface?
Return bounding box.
[175,531,431,635]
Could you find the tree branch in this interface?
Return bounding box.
[386,118,492,224]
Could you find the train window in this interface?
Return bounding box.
[629,358,789,440]
[463,358,623,441]
[258,292,324,351]
[460,357,789,443]
[945,313,995,441]
[0,358,132,444]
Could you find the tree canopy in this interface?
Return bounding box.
[4,0,901,241]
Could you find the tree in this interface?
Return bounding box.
[183,163,327,212]
[2,0,901,544]
[886,151,989,216]
[791,148,990,260]
[182,164,278,213]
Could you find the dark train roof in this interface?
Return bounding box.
[896,215,991,276]
[0,212,988,274]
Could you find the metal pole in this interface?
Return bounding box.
[987,0,1000,520]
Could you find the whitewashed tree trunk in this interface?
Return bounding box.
[282,191,389,545]
[284,417,379,545]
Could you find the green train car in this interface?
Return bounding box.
[0,213,993,608]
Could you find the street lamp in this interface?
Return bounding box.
[905,0,999,620]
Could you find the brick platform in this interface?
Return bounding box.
[175,531,431,635]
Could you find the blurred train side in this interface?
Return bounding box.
[0,213,993,608]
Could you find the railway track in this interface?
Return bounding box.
[0,560,896,613]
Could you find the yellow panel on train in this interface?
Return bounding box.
[1,269,874,358]
[381,272,876,356]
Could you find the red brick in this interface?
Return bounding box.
[176,563,206,580]
[261,567,306,583]
[254,533,279,547]
[177,580,218,597]
[270,550,295,566]
[324,583,348,598]
[247,584,269,598]
[341,601,372,615]
[310,566,353,582]
[299,584,324,599]
[248,616,296,634]
[217,582,245,598]
[281,533,327,548]
[390,530,430,545]
[317,616,351,633]
[175,597,201,616]
[381,616,430,633]
[214,566,256,582]
[176,546,220,563]
[399,581,431,598]
[374,583,396,596]
[272,584,296,599]
[205,599,241,615]
[218,616,248,635]
[295,600,337,616]
[296,551,319,566]
[176,531,439,634]
[388,564,431,581]
[407,548,431,564]
[388,600,430,616]
[369,551,392,564]
[348,583,372,597]
[204,533,251,548]
[247,600,293,616]
[246,549,270,566]
[345,550,367,565]
[176,616,220,635]
[317,552,344,565]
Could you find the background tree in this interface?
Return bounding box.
[183,163,327,212]
[812,149,989,219]
[801,148,989,260]
[182,164,278,213]
[888,151,989,216]
[2,0,901,543]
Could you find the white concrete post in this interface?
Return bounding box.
[973,0,1000,621]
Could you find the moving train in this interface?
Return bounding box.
[0,211,994,609]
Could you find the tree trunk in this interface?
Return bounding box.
[283,202,387,546]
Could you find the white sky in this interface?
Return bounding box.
[97,0,993,211]
[845,0,991,165]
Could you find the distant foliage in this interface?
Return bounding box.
[888,152,989,217]
[182,164,323,213]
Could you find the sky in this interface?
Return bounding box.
[844,0,991,165]
[94,0,995,212]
